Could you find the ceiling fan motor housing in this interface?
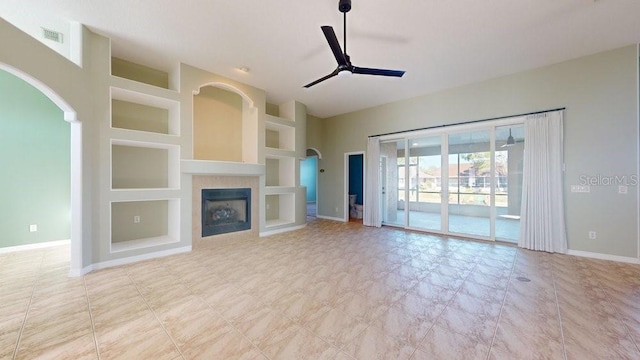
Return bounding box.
[339,0,351,13]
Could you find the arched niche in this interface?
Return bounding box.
[0,62,83,276]
[192,83,258,163]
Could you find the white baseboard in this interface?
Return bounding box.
[69,265,93,277]
[260,224,306,237]
[0,239,70,254]
[68,246,192,277]
[316,215,347,222]
[567,249,640,264]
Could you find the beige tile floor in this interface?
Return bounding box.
[2,219,640,359]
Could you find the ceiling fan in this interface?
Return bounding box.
[304,0,406,88]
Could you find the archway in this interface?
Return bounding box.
[0,63,83,276]
[302,148,322,218]
[193,82,258,164]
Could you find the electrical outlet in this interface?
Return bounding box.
[589,231,596,239]
[29,224,37,232]
[134,216,140,223]
[266,203,270,210]
[335,207,339,213]
[571,185,590,193]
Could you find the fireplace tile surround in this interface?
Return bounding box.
[192,175,259,249]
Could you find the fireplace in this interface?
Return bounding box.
[201,188,251,237]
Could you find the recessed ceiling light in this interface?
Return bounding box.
[237,66,250,73]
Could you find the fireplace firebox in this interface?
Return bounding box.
[201,188,251,237]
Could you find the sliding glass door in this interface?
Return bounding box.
[494,124,524,242]
[380,139,405,227]
[407,136,442,231]
[447,130,491,238]
[379,120,523,243]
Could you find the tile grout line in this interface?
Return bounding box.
[162,261,271,359]
[407,247,487,359]
[486,248,519,360]
[593,265,640,355]
[550,256,568,360]
[83,276,101,360]
[125,267,186,360]
[11,252,46,360]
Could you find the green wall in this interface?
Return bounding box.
[0,70,70,247]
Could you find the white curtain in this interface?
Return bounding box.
[364,137,382,227]
[519,110,567,253]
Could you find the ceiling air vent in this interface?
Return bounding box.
[42,28,63,43]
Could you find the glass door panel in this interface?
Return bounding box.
[494,125,523,242]
[408,136,442,231]
[380,139,405,226]
[447,130,491,237]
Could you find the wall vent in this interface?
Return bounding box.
[42,28,63,43]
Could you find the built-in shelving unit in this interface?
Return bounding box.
[109,57,181,252]
[265,114,295,151]
[110,199,180,253]
[261,102,306,233]
[265,193,295,228]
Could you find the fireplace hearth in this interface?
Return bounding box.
[202,188,251,237]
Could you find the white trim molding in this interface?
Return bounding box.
[68,246,192,277]
[317,215,347,222]
[0,239,70,254]
[567,249,640,264]
[260,224,306,237]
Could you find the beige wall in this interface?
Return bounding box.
[317,45,639,258]
[111,201,168,242]
[112,99,169,134]
[306,115,323,152]
[111,57,169,89]
[193,86,243,161]
[112,145,168,189]
[265,102,279,116]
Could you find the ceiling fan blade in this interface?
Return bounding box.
[321,26,348,66]
[352,66,405,77]
[304,69,340,88]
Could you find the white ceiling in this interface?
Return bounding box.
[2,0,640,118]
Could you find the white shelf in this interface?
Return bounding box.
[109,189,181,202]
[264,186,296,195]
[110,128,181,146]
[181,160,265,176]
[111,235,178,253]
[265,219,295,228]
[264,148,296,158]
[111,86,179,109]
[110,76,179,102]
[265,114,294,125]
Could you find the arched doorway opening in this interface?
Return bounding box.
[302,148,322,218]
[0,63,82,276]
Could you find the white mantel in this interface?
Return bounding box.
[181,160,265,176]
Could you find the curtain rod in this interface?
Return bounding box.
[368,107,566,138]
